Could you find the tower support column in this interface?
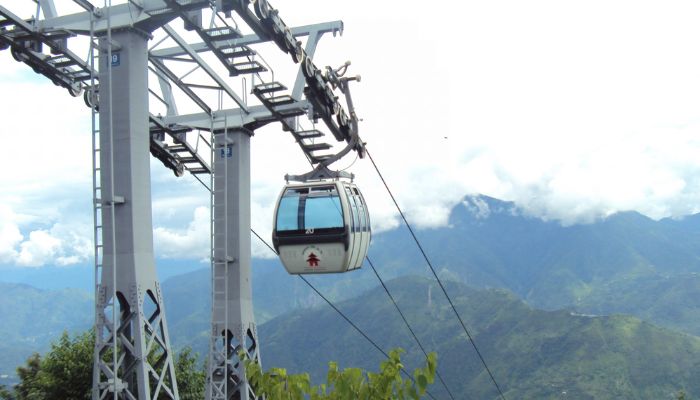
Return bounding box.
[207,127,260,400]
[93,29,179,400]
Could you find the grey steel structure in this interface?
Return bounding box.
[0,1,365,399]
[95,29,181,399]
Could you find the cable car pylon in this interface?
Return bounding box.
[207,126,259,400]
[0,0,367,398]
[93,29,180,400]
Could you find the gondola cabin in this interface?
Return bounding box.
[272,180,371,274]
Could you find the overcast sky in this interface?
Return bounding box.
[2,0,700,268]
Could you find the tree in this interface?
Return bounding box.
[9,331,435,400]
[14,353,42,400]
[8,331,206,400]
[244,348,437,400]
[11,332,93,400]
[172,347,205,400]
[38,330,93,400]
[0,384,15,400]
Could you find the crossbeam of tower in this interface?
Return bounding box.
[0,0,366,399]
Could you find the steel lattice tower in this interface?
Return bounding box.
[0,1,365,399]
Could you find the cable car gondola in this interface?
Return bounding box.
[272,180,371,274]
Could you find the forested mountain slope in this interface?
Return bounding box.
[260,276,700,399]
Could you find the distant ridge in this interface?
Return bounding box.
[260,276,700,399]
[0,282,92,380]
[371,194,700,336]
[3,193,700,386]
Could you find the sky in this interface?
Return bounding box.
[2,0,700,271]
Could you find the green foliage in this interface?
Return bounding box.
[11,331,92,400]
[7,330,205,400]
[244,348,436,399]
[173,347,205,400]
[13,353,41,400]
[38,331,93,400]
[0,384,14,400]
[261,276,700,399]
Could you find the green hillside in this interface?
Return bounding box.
[260,276,700,399]
[573,272,700,335]
[0,282,93,380]
[367,196,700,336]
[162,195,700,342]
[3,194,700,395]
[2,275,699,399]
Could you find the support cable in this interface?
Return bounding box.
[286,144,451,397]
[294,153,451,398]
[366,257,456,400]
[250,230,437,400]
[365,149,507,400]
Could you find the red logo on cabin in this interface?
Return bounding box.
[306,253,320,267]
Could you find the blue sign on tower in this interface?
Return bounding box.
[220,145,233,158]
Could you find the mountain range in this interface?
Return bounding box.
[260,276,700,399]
[374,195,700,335]
[0,283,93,381]
[2,194,700,396]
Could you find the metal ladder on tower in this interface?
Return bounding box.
[89,30,106,395]
[88,10,120,398]
[87,23,113,399]
[207,119,230,400]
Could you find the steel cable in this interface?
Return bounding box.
[250,229,438,400]
[366,257,457,400]
[365,148,507,400]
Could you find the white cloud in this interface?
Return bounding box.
[250,198,277,259]
[153,206,210,260]
[459,126,700,224]
[0,224,22,261]
[17,230,62,267]
[0,204,92,267]
[319,0,700,228]
[0,209,23,262]
[0,63,91,190]
[214,0,700,231]
[4,0,700,269]
[153,204,278,261]
[0,217,92,268]
[463,197,492,220]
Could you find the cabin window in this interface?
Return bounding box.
[365,200,371,233]
[304,195,343,229]
[350,196,360,233]
[277,190,302,231]
[343,187,355,232]
[276,186,344,232]
[356,197,367,232]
